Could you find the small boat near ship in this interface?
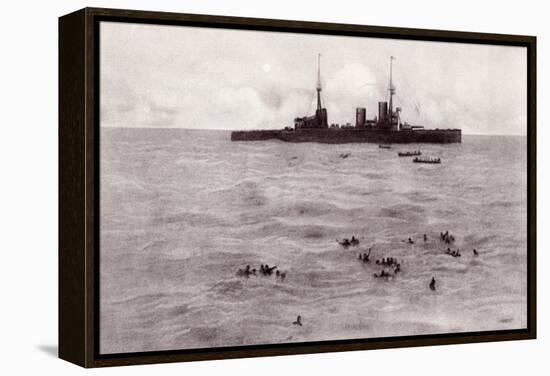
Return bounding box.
[398,150,421,157]
[413,156,441,164]
[379,144,391,149]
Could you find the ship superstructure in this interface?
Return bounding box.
[294,54,328,129]
[231,55,461,144]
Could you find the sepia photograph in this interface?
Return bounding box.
[98,20,528,355]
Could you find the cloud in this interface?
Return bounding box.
[100,22,527,135]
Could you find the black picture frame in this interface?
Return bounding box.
[59,7,537,368]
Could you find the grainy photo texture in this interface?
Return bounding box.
[99,21,527,354]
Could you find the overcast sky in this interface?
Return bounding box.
[100,21,527,135]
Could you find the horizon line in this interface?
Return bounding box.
[100,125,527,137]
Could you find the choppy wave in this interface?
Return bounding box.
[99,128,527,354]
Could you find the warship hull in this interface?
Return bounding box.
[231,128,461,144]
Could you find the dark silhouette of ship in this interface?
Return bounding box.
[231,55,461,144]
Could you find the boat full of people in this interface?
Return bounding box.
[413,156,441,164]
[398,150,421,157]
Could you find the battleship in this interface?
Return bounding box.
[231,55,461,144]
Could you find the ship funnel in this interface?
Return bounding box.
[378,102,388,122]
[356,107,366,128]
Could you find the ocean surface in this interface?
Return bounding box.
[100,128,527,354]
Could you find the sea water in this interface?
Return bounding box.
[99,128,527,354]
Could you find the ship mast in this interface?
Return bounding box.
[388,56,396,128]
[316,53,322,112]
